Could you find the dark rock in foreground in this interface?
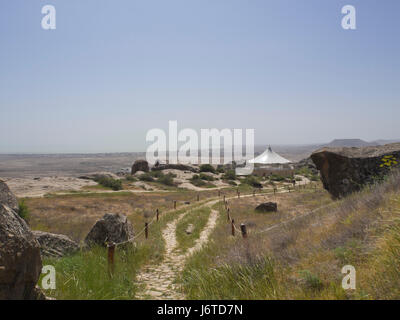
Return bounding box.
[85,213,134,246]
[255,202,278,213]
[0,203,43,299]
[0,180,19,212]
[131,160,149,174]
[32,231,80,258]
[311,143,400,199]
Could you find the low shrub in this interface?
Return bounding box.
[199,173,215,181]
[94,177,123,191]
[138,173,154,182]
[222,170,236,181]
[200,164,215,173]
[18,200,30,221]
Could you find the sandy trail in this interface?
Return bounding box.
[135,190,288,300]
[136,200,219,300]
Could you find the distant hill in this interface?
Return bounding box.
[324,139,377,148]
[371,139,400,146]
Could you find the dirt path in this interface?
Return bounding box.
[135,190,287,300]
[135,199,219,300]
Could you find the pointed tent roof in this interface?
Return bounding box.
[248,146,291,164]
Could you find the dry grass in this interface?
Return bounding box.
[180,171,400,299]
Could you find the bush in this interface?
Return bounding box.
[158,173,175,186]
[94,177,123,191]
[149,170,164,178]
[269,174,285,182]
[199,173,215,181]
[222,170,236,181]
[216,167,225,174]
[242,175,263,188]
[310,174,320,181]
[138,173,154,182]
[200,164,215,173]
[18,200,30,221]
[125,175,137,182]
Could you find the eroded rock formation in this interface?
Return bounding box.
[311,143,400,198]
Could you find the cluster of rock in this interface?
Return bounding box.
[311,143,400,198]
[0,179,136,299]
[0,180,44,300]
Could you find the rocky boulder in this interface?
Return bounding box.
[85,213,134,246]
[255,202,278,213]
[0,203,43,299]
[131,160,149,174]
[0,180,19,212]
[311,143,400,198]
[32,231,79,258]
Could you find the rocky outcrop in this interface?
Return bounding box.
[84,213,134,246]
[0,180,19,212]
[311,143,400,198]
[79,172,120,181]
[0,203,43,299]
[255,202,278,213]
[131,160,149,174]
[32,231,79,258]
[151,163,198,172]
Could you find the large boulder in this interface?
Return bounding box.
[0,180,19,212]
[131,160,149,175]
[32,231,79,258]
[84,213,134,246]
[255,202,278,213]
[311,143,400,198]
[0,203,43,299]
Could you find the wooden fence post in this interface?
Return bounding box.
[231,219,235,236]
[107,242,115,276]
[240,224,247,239]
[145,222,149,239]
[156,209,159,222]
[174,200,177,209]
[227,207,230,222]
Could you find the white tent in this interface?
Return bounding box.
[248,146,291,164]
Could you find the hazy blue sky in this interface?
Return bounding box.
[1,0,399,153]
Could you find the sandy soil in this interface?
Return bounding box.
[4,176,98,198]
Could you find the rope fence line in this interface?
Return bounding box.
[106,179,320,275]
